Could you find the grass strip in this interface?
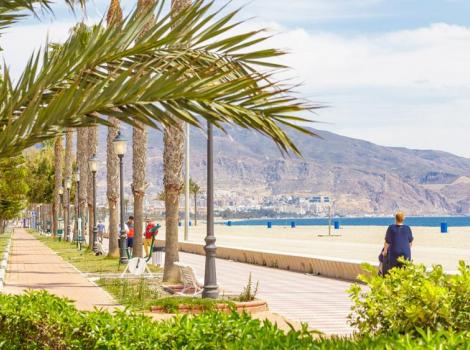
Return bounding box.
[30,230,161,274]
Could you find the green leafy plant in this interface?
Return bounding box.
[2,291,470,349]
[238,273,259,302]
[349,260,470,336]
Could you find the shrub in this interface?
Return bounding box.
[349,260,470,335]
[2,291,470,349]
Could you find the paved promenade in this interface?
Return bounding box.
[3,229,119,311]
[4,230,354,335]
[179,252,354,335]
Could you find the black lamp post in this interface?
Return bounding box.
[88,154,98,252]
[202,122,218,299]
[65,177,72,241]
[74,169,80,243]
[113,131,128,264]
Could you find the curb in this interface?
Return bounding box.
[0,237,12,290]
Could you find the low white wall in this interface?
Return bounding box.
[156,239,378,281]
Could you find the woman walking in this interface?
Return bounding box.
[382,211,414,274]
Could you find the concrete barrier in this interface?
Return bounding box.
[156,240,377,282]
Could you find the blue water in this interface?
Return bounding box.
[222,217,470,227]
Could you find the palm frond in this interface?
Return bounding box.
[0,0,319,158]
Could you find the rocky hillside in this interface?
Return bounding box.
[95,125,470,216]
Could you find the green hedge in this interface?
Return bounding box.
[349,260,470,336]
[1,291,470,349]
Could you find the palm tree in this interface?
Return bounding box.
[106,0,123,257]
[162,0,192,284]
[52,136,63,237]
[132,0,155,258]
[64,128,73,240]
[87,126,97,247]
[189,178,200,226]
[77,128,89,243]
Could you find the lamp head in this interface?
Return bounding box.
[88,154,98,173]
[65,178,72,190]
[113,131,127,156]
[58,186,64,195]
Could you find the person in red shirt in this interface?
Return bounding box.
[144,218,156,256]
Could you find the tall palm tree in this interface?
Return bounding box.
[87,126,98,247]
[132,0,155,258]
[162,0,192,282]
[189,178,200,226]
[52,136,63,237]
[64,128,73,240]
[106,0,123,257]
[77,128,89,243]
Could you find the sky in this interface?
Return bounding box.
[2,0,470,157]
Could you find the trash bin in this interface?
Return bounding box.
[267,221,272,229]
[334,221,340,230]
[227,221,232,227]
[441,222,448,234]
[291,221,296,228]
[152,246,164,266]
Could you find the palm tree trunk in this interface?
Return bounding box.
[131,0,153,258]
[64,129,73,240]
[53,136,63,237]
[132,122,147,258]
[77,128,89,243]
[106,0,123,257]
[162,0,192,282]
[107,118,120,257]
[87,126,97,247]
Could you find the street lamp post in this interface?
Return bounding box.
[58,186,64,239]
[184,122,190,241]
[88,154,98,252]
[65,177,72,241]
[74,169,80,243]
[202,122,218,299]
[113,131,128,264]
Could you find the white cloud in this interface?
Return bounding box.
[256,22,470,157]
[272,22,470,90]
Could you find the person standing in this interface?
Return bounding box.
[126,215,135,252]
[144,218,156,257]
[382,211,414,274]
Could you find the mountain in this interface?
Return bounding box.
[94,125,470,216]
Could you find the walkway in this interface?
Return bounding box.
[3,229,118,311]
[179,252,354,335]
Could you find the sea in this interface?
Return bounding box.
[223,216,470,227]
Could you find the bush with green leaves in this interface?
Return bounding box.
[3,291,470,349]
[349,260,470,335]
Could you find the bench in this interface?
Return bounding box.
[174,262,204,295]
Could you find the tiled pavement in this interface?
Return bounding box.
[3,229,119,311]
[179,252,355,335]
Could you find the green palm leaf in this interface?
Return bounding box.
[0,0,319,158]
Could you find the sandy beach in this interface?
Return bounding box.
[166,223,470,271]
